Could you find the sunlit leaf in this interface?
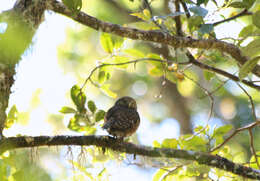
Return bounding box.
[131,9,151,21]
[98,70,106,84]
[143,9,151,19]
[147,53,164,68]
[242,0,256,9]
[124,48,145,58]
[68,117,81,132]
[95,110,106,122]
[111,56,130,69]
[5,105,18,129]
[242,39,260,57]
[100,33,114,53]
[161,138,178,149]
[152,169,168,181]
[252,10,260,29]
[239,56,260,80]
[166,71,177,84]
[228,2,246,8]
[59,106,77,114]
[70,85,86,113]
[249,151,260,169]
[97,168,107,179]
[29,89,42,109]
[100,84,117,98]
[203,70,215,81]
[212,124,233,138]
[7,105,18,121]
[177,71,197,97]
[153,140,161,148]
[188,16,203,32]
[149,67,163,76]
[179,134,208,151]
[87,100,97,113]
[239,24,254,38]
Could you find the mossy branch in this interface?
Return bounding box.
[0,135,259,180]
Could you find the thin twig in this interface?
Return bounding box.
[161,165,184,180]
[182,72,214,130]
[143,0,169,33]
[235,83,259,168]
[249,128,260,169]
[213,9,252,26]
[210,121,260,152]
[185,52,260,90]
[81,58,167,89]
[199,79,230,99]
[180,0,191,18]
[236,83,257,121]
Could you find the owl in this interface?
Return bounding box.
[102,96,140,140]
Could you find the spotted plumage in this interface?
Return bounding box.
[102,96,140,139]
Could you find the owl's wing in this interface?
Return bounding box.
[108,107,140,132]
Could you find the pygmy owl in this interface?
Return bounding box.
[102,96,140,139]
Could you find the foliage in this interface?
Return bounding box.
[1,0,260,180]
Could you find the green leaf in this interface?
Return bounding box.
[146,53,164,68]
[198,24,213,35]
[111,56,130,69]
[239,25,254,38]
[7,105,18,120]
[189,6,208,17]
[252,10,260,29]
[241,39,260,57]
[148,67,163,76]
[203,70,215,81]
[112,35,124,49]
[100,84,117,98]
[188,16,203,32]
[100,33,114,53]
[166,71,177,84]
[179,135,208,151]
[97,168,107,179]
[70,85,86,113]
[62,0,82,14]
[228,2,246,8]
[95,110,106,122]
[124,48,145,58]
[68,116,81,132]
[98,70,106,84]
[161,138,178,149]
[242,0,255,9]
[153,140,161,148]
[5,105,18,128]
[152,169,168,181]
[59,106,77,114]
[249,151,260,169]
[87,100,97,113]
[239,56,260,80]
[212,124,233,138]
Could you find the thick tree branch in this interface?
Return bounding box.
[0,135,259,179]
[47,0,260,78]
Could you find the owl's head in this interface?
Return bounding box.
[115,96,137,110]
